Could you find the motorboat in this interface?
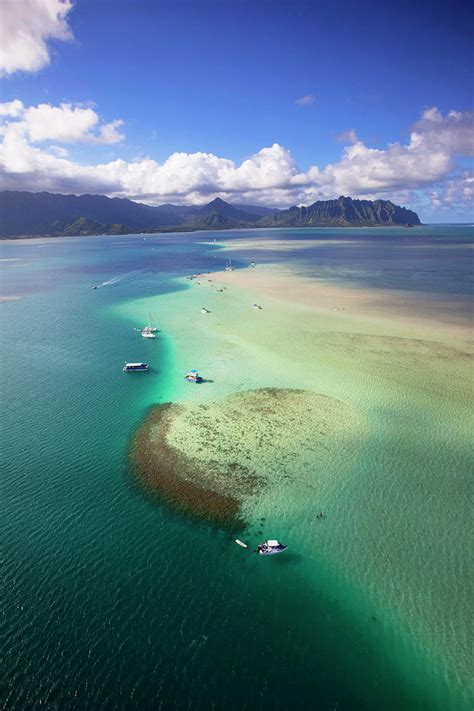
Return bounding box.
[141,329,156,338]
[257,540,287,556]
[185,370,203,383]
[201,307,210,314]
[123,362,150,372]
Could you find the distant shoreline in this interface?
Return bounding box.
[0,223,424,241]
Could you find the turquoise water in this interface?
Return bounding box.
[1,227,472,710]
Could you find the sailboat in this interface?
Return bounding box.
[141,328,156,339]
[141,312,158,338]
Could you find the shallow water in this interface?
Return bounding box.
[1,227,473,710]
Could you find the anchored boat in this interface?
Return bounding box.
[141,312,158,335]
[185,370,203,383]
[123,362,150,372]
[141,329,156,339]
[257,540,287,556]
[141,313,158,338]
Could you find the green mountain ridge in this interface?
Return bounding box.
[261,196,421,227]
[0,191,421,238]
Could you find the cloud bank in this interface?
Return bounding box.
[0,100,472,213]
[0,0,74,76]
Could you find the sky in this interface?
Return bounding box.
[0,0,473,221]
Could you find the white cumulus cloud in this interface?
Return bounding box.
[0,0,74,76]
[0,100,25,117]
[410,107,474,156]
[429,172,474,214]
[0,102,472,213]
[0,101,125,144]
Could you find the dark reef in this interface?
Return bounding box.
[130,403,247,528]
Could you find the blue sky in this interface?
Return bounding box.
[0,0,473,220]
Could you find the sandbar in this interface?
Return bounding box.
[131,388,363,527]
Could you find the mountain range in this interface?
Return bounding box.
[0,191,420,237]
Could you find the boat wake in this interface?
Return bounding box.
[98,269,147,287]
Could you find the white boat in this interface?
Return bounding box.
[257,540,287,556]
[142,312,158,333]
[141,329,156,338]
[123,362,150,372]
[224,259,234,272]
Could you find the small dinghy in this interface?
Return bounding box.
[235,539,248,548]
[257,539,287,556]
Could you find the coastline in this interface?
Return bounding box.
[0,223,426,242]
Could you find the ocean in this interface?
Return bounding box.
[1,225,472,710]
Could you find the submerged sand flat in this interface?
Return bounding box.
[215,238,358,251]
[212,263,473,335]
[132,388,364,526]
[121,247,473,705]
